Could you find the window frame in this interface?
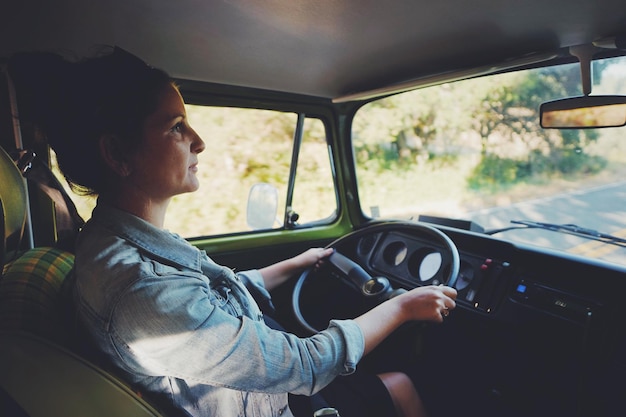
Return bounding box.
[176,80,355,254]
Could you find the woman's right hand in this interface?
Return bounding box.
[354,284,457,355]
[395,284,457,323]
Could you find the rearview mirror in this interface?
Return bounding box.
[540,95,626,129]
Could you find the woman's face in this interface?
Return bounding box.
[126,83,205,201]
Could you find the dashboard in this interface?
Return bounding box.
[348,224,623,326]
[294,221,626,417]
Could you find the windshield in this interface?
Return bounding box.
[353,55,626,267]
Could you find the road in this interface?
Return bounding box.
[466,180,626,266]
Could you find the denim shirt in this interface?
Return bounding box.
[73,204,365,417]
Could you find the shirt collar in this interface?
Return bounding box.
[88,202,203,272]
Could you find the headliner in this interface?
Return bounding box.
[2,0,625,100]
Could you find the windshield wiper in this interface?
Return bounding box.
[487,220,626,248]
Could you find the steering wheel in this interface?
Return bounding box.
[292,221,460,334]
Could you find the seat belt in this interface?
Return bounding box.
[12,149,85,252]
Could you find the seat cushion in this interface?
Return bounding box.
[0,246,75,343]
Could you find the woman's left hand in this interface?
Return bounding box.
[291,247,334,271]
[259,247,334,290]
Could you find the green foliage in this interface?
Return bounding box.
[550,148,607,174]
[467,154,527,189]
[356,61,612,195]
[467,148,607,190]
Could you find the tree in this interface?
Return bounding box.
[468,63,606,183]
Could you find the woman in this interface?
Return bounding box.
[8,48,457,417]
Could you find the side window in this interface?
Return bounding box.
[166,106,339,236]
[166,106,295,236]
[52,105,337,238]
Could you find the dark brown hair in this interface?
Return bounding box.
[8,47,173,195]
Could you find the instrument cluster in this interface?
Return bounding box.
[356,230,513,314]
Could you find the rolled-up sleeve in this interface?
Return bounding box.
[235,269,274,313]
[326,319,364,375]
[235,269,267,295]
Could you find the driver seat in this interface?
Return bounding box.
[0,144,165,417]
[0,143,326,417]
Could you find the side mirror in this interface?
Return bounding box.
[540,95,626,129]
[246,183,279,230]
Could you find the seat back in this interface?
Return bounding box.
[0,246,74,342]
[0,145,27,271]
[0,145,165,417]
[0,245,166,417]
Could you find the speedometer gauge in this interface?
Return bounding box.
[408,248,444,282]
[419,252,442,281]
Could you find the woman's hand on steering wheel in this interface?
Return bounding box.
[393,284,457,323]
[292,247,335,272]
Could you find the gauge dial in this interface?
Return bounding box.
[383,241,408,266]
[419,252,442,281]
